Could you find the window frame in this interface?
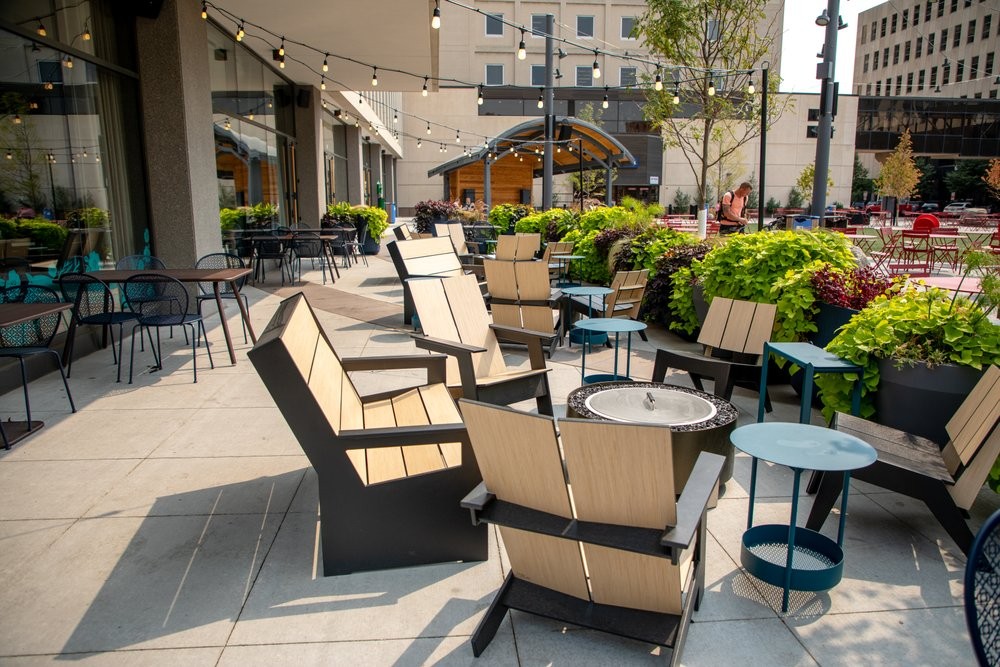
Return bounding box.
[576,15,594,39]
[530,14,546,38]
[575,65,594,87]
[620,16,636,40]
[619,66,637,87]
[530,64,546,87]
[484,63,504,86]
[485,13,504,37]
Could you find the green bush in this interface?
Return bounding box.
[641,242,714,326]
[620,226,696,275]
[353,205,390,240]
[515,208,577,240]
[576,206,632,232]
[765,197,781,214]
[0,217,18,239]
[668,231,857,336]
[787,188,805,209]
[672,189,692,212]
[560,228,609,284]
[16,219,68,251]
[219,207,248,231]
[66,207,109,228]
[488,203,533,234]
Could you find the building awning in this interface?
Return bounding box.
[427,116,637,178]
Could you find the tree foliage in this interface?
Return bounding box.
[796,162,833,205]
[874,129,920,202]
[852,155,874,202]
[636,0,790,205]
[945,160,989,201]
[568,103,615,201]
[913,157,937,201]
[984,159,1000,200]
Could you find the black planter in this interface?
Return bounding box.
[874,359,985,446]
[692,283,709,326]
[790,303,860,406]
[363,237,381,255]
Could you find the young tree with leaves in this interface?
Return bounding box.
[874,129,920,225]
[636,0,790,206]
[984,159,1000,201]
[795,162,833,208]
[852,155,874,204]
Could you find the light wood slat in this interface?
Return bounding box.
[495,236,518,260]
[391,388,447,476]
[277,296,324,380]
[521,305,556,334]
[583,543,682,614]
[340,371,364,430]
[460,401,572,518]
[408,278,464,383]
[307,336,346,434]
[697,297,733,349]
[403,254,463,278]
[949,426,1000,510]
[362,399,407,484]
[500,527,590,601]
[396,236,456,259]
[515,233,541,260]
[947,366,1000,464]
[344,448,368,483]
[515,261,551,301]
[418,384,463,468]
[744,302,777,355]
[484,260,518,299]
[490,303,523,329]
[719,300,756,353]
[559,420,676,529]
[443,274,506,378]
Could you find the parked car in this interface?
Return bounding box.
[964,207,989,216]
[919,202,940,212]
[943,201,972,213]
[865,203,883,214]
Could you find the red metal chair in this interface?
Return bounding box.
[912,214,940,232]
[892,230,932,277]
[931,227,960,271]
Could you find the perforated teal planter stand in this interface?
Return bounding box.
[731,422,877,612]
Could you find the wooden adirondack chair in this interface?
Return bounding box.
[495,233,541,260]
[433,222,477,258]
[806,365,1000,555]
[247,292,487,575]
[408,273,555,415]
[568,269,650,340]
[652,297,777,411]
[388,237,484,325]
[542,240,575,279]
[483,258,560,355]
[458,399,723,661]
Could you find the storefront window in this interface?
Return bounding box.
[322,115,349,204]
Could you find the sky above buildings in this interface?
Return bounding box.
[780,0,886,93]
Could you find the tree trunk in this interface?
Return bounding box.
[700,119,711,206]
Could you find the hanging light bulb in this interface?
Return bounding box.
[322,55,329,73]
[455,131,461,143]
[654,71,663,91]
[36,21,47,37]
[517,30,526,60]
[321,99,326,109]
[13,114,21,125]
[236,21,244,41]
[64,55,74,69]
[248,111,254,120]
[431,0,441,29]
[82,149,87,157]
[483,139,489,148]
[443,144,447,153]
[95,155,100,163]
[82,20,92,39]
[43,81,53,90]
[278,38,285,57]
[393,112,398,123]
[426,123,431,135]
[592,51,601,79]
[602,87,609,109]
[417,138,422,148]
[5,152,11,160]
[747,79,756,95]
[423,77,430,97]
[537,89,544,109]
[224,117,231,130]
[320,76,326,90]
[707,73,716,97]
[672,85,680,105]
[477,85,483,105]
[200,1,207,19]
[278,54,285,69]
[368,120,374,131]
[371,67,378,87]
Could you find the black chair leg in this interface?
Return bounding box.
[805,473,845,532]
[18,358,31,426]
[47,349,75,413]
[201,320,215,370]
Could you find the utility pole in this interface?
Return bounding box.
[542,13,554,210]
[812,0,840,227]
[758,63,768,227]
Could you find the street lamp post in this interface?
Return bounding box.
[758,62,768,228]
[812,0,840,227]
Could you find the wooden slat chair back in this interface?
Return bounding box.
[484,259,557,334]
[388,237,473,325]
[393,224,413,241]
[408,273,554,414]
[605,269,649,320]
[459,399,722,659]
[697,297,777,360]
[496,233,541,260]
[942,365,1000,509]
[248,292,487,574]
[433,222,474,257]
[543,241,576,279]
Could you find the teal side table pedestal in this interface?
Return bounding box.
[758,342,863,424]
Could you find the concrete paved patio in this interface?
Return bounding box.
[0,242,995,665]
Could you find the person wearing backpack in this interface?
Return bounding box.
[716,182,752,234]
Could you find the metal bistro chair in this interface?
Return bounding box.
[115,254,166,271]
[966,508,1000,667]
[252,229,291,284]
[58,273,138,383]
[123,273,214,383]
[0,285,76,446]
[290,232,334,285]
[346,221,369,268]
[194,253,250,344]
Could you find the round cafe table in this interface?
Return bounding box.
[572,317,646,384]
[550,254,584,287]
[561,285,613,346]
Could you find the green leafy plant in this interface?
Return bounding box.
[515,208,577,241]
[0,217,18,239]
[15,218,67,251]
[219,207,248,231]
[765,197,781,215]
[641,241,714,326]
[67,207,109,228]
[786,187,805,209]
[487,203,534,234]
[324,202,354,227]
[615,226,696,275]
[668,231,857,335]
[352,205,390,241]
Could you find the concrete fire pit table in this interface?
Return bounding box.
[566,381,739,491]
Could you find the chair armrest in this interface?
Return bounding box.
[338,423,468,448]
[660,452,725,563]
[341,354,448,385]
[411,334,486,355]
[462,263,486,279]
[489,324,555,370]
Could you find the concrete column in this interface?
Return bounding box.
[293,86,325,226]
[135,0,220,266]
[345,125,364,204]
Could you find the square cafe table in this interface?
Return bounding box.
[87,268,256,365]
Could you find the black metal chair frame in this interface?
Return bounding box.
[59,273,138,383]
[252,230,291,285]
[0,285,76,448]
[290,232,334,285]
[966,507,1000,667]
[123,273,214,383]
[195,253,250,344]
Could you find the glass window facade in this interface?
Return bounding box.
[322,114,349,204]
[0,1,148,268]
[485,64,504,86]
[207,22,295,227]
[621,17,635,39]
[856,96,1000,157]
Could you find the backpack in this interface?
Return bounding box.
[715,191,744,222]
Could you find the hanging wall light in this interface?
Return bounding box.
[278,37,285,57]
[537,89,544,109]
[602,87,609,109]
[747,79,756,94]
[426,123,432,135]
[236,21,245,41]
[477,85,483,105]
[320,76,326,90]
[63,55,73,69]
[13,114,21,124]
[431,0,441,29]
[36,20,46,37]
[654,71,663,91]
[455,130,461,143]
[393,112,398,123]
[417,138,422,148]
[201,1,208,19]
[322,54,329,73]
[424,77,430,97]
[815,10,830,27]
[592,51,601,79]
[4,152,11,160]
[517,29,527,60]
[672,84,680,105]
[82,23,92,40]
[371,67,378,87]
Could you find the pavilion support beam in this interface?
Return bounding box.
[484,157,492,212]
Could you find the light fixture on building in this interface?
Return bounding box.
[424,77,430,97]
[235,21,245,41]
[518,30,526,60]
[483,139,488,148]
[321,100,326,109]
[393,112,398,123]
[426,122,431,135]
[43,81,53,90]
[201,1,207,19]
[278,37,285,57]
[477,85,483,105]
[442,144,447,153]
[837,16,848,30]
[29,101,38,110]
[815,10,830,27]
[82,149,87,157]
[278,54,285,68]
[224,117,231,130]
[48,153,55,163]
[63,55,73,69]
[95,155,100,162]
[935,85,942,93]
[654,71,663,91]
[592,51,601,79]
[455,130,461,143]
[371,67,378,87]
[602,87,609,109]
[36,20,46,37]
[417,138,422,148]
[554,68,562,80]
[431,0,441,29]
[248,111,254,120]
[537,89,544,109]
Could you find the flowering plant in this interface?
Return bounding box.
[810,265,903,310]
